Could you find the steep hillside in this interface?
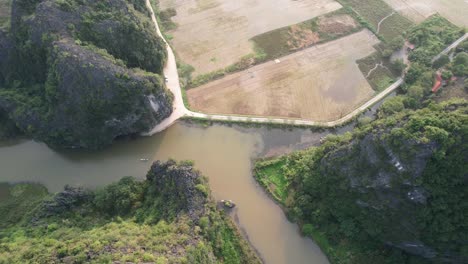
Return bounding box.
[0,161,261,263]
[0,0,173,148]
[256,99,467,263]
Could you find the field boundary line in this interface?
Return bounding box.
[143,1,468,134]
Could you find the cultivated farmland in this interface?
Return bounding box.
[159,0,342,76]
[383,0,468,27]
[187,30,379,122]
[336,0,413,40]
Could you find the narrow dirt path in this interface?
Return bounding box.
[366,62,383,78]
[143,1,468,135]
[377,11,396,34]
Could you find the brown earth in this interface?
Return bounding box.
[287,25,320,51]
[187,30,380,122]
[318,14,358,34]
[159,0,342,76]
[383,0,468,27]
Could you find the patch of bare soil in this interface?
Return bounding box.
[187,30,380,122]
[318,14,358,34]
[287,25,320,51]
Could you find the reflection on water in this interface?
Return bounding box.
[0,122,333,264]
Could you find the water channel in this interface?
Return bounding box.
[0,98,389,263]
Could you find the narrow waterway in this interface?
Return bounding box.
[0,95,392,264]
[0,122,333,264]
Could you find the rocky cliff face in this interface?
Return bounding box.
[0,0,172,148]
[146,160,208,222]
[313,101,467,262]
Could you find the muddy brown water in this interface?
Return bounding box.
[0,96,391,263]
[0,122,332,264]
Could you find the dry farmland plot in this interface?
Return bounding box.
[188,30,380,122]
[384,0,468,27]
[159,0,342,76]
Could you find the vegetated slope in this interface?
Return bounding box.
[0,160,261,263]
[255,99,467,263]
[0,0,173,148]
[0,0,11,29]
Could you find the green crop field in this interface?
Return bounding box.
[336,0,413,41]
[251,9,362,60]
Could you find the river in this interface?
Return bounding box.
[0,94,392,264]
[0,121,337,264]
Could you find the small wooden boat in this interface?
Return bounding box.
[140,158,149,162]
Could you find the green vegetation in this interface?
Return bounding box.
[254,18,467,262]
[335,0,413,41]
[0,0,11,29]
[255,97,468,263]
[251,9,361,60]
[0,109,20,139]
[0,161,260,263]
[76,0,167,73]
[254,158,289,203]
[159,7,177,31]
[0,0,173,148]
[356,52,396,91]
[408,15,463,67]
[403,15,465,101]
[338,0,411,92]
[186,49,266,89]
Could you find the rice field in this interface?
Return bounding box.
[187,30,380,122]
[383,0,468,28]
[159,0,342,76]
[336,0,413,40]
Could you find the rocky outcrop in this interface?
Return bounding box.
[146,160,208,222]
[0,0,172,148]
[32,185,91,223]
[315,102,467,262]
[0,31,12,85]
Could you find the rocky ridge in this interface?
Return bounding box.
[0,0,173,148]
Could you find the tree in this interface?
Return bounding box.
[405,63,426,84]
[408,85,424,101]
[93,176,144,215]
[380,96,405,115]
[453,52,468,66]
[452,64,468,77]
[391,59,406,75]
[432,55,450,69]
[383,36,405,57]
[441,70,453,80]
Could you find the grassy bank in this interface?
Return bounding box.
[254,151,354,263]
[254,158,289,204]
